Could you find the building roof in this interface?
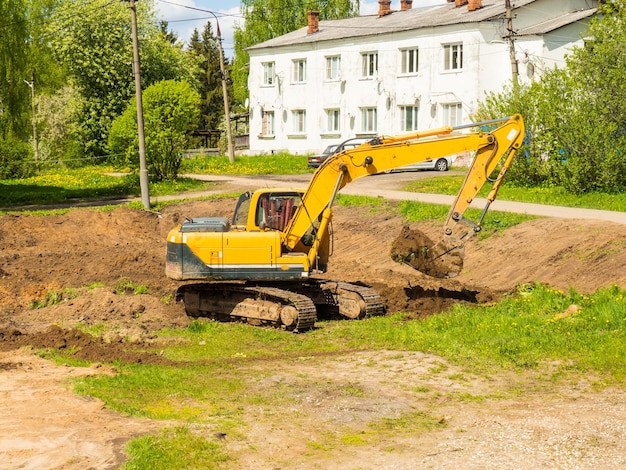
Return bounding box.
[517,8,596,36]
[247,0,595,51]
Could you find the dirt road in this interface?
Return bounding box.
[1,175,626,468]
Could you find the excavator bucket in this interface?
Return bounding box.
[390,225,464,279]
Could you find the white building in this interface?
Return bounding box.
[246,0,597,155]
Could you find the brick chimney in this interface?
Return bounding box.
[400,0,413,10]
[468,0,482,10]
[378,0,392,17]
[307,10,320,34]
[455,0,468,6]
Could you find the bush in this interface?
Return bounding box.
[108,80,200,181]
[0,138,34,179]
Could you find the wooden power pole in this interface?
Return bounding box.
[505,0,519,86]
[127,0,150,210]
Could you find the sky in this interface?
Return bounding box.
[155,0,447,58]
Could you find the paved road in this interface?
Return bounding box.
[177,173,626,226]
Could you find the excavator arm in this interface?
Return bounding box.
[283,114,525,276]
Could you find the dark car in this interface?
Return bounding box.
[307,138,372,168]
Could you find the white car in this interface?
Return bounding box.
[385,156,453,173]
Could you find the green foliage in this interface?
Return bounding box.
[0,137,33,179]
[35,86,83,164]
[115,277,148,295]
[232,0,359,106]
[476,8,626,194]
[187,22,232,130]
[0,0,30,139]
[0,166,211,207]
[397,200,535,239]
[48,0,198,160]
[29,288,78,309]
[123,426,230,470]
[401,175,626,212]
[180,152,310,175]
[109,80,200,181]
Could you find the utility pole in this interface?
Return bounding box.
[213,15,235,163]
[505,0,519,86]
[24,71,39,165]
[127,0,150,209]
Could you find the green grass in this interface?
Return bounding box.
[180,153,311,175]
[63,283,626,465]
[398,200,537,239]
[0,166,214,207]
[403,175,626,212]
[122,426,231,470]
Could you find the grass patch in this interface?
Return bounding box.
[115,277,148,295]
[122,426,230,470]
[402,175,626,212]
[29,288,79,309]
[180,153,311,175]
[398,200,536,238]
[0,166,214,207]
[64,284,626,465]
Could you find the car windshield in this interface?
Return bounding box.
[324,145,338,154]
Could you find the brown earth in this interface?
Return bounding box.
[1,196,626,468]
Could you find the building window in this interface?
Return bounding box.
[263,62,275,85]
[261,110,274,136]
[400,105,419,132]
[325,109,340,132]
[442,103,462,127]
[360,107,377,132]
[325,56,341,80]
[292,110,306,133]
[443,43,463,71]
[292,59,307,83]
[361,52,378,78]
[400,48,419,74]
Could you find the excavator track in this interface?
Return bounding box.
[177,283,317,332]
[299,280,386,320]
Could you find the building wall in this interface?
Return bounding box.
[247,1,592,155]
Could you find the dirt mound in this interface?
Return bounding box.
[390,224,464,278]
[2,197,626,469]
[1,199,625,345]
[0,325,175,365]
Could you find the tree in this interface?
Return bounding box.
[476,3,626,194]
[0,0,30,140]
[232,0,359,106]
[47,0,197,160]
[108,80,200,181]
[187,21,231,131]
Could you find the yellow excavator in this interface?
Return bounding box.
[166,114,525,331]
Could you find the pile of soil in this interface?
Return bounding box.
[2,199,625,342]
[2,197,626,469]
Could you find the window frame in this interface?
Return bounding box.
[325,108,340,133]
[442,103,463,127]
[292,58,307,84]
[400,105,419,132]
[400,47,419,75]
[361,51,378,78]
[325,55,341,80]
[292,109,307,134]
[443,43,463,71]
[262,62,275,86]
[360,107,377,133]
[261,110,275,136]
